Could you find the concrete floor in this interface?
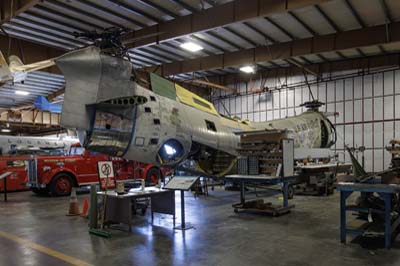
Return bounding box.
[0,188,399,266]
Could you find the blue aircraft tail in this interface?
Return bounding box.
[34,96,62,113]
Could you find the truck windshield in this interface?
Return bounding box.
[69,147,85,155]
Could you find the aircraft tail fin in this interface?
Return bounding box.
[34,96,62,113]
[8,55,24,69]
[345,145,368,178]
[0,51,12,83]
[56,46,137,130]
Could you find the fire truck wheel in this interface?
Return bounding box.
[146,167,161,185]
[50,173,73,196]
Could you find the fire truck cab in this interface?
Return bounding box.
[26,144,165,196]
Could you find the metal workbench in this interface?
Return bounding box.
[97,187,175,231]
[337,182,400,249]
[225,174,296,216]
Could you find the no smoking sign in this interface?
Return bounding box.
[97,161,116,189]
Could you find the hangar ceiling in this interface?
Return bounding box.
[0,0,399,105]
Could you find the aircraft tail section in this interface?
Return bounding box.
[0,51,12,83]
[8,55,24,69]
[56,46,137,130]
[345,146,368,179]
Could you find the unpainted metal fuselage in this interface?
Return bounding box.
[56,46,336,170]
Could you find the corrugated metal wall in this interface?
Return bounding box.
[212,68,400,172]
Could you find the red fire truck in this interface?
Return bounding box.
[0,157,30,192]
[0,144,167,196]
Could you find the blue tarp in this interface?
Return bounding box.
[33,96,62,113]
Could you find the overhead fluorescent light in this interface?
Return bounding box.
[1,129,11,133]
[15,90,30,96]
[239,65,255,74]
[180,42,203,52]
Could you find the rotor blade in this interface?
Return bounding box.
[183,79,236,92]
[123,31,164,44]
[10,59,56,73]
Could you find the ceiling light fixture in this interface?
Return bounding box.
[239,65,255,74]
[1,129,11,133]
[15,90,30,96]
[180,42,203,52]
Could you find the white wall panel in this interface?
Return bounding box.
[318,83,326,102]
[295,107,303,116]
[229,98,236,114]
[373,97,383,120]
[364,98,373,121]
[241,96,247,115]
[258,95,266,112]
[364,123,373,148]
[354,124,363,146]
[373,73,383,96]
[287,108,294,117]
[364,150,373,172]
[336,125,344,148]
[247,95,254,113]
[273,110,280,119]
[354,76,363,99]
[273,91,280,109]
[384,122,394,145]
[384,151,392,170]
[344,78,353,100]
[281,90,287,108]
[396,70,400,94]
[374,123,384,148]
[247,112,254,122]
[374,149,384,171]
[327,81,335,101]
[294,88,303,106]
[344,101,353,123]
[384,71,394,95]
[213,68,399,171]
[336,102,344,123]
[396,122,400,140]
[281,109,287,118]
[310,84,318,100]
[260,111,266,122]
[354,100,362,122]
[396,95,400,117]
[267,111,273,121]
[335,80,344,101]
[287,89,294,107]
[345,125,354,147]
[384,96,394,119]
[364,75,373,97]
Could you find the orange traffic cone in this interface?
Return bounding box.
[66,187,80,216]
[80,197,89,218]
